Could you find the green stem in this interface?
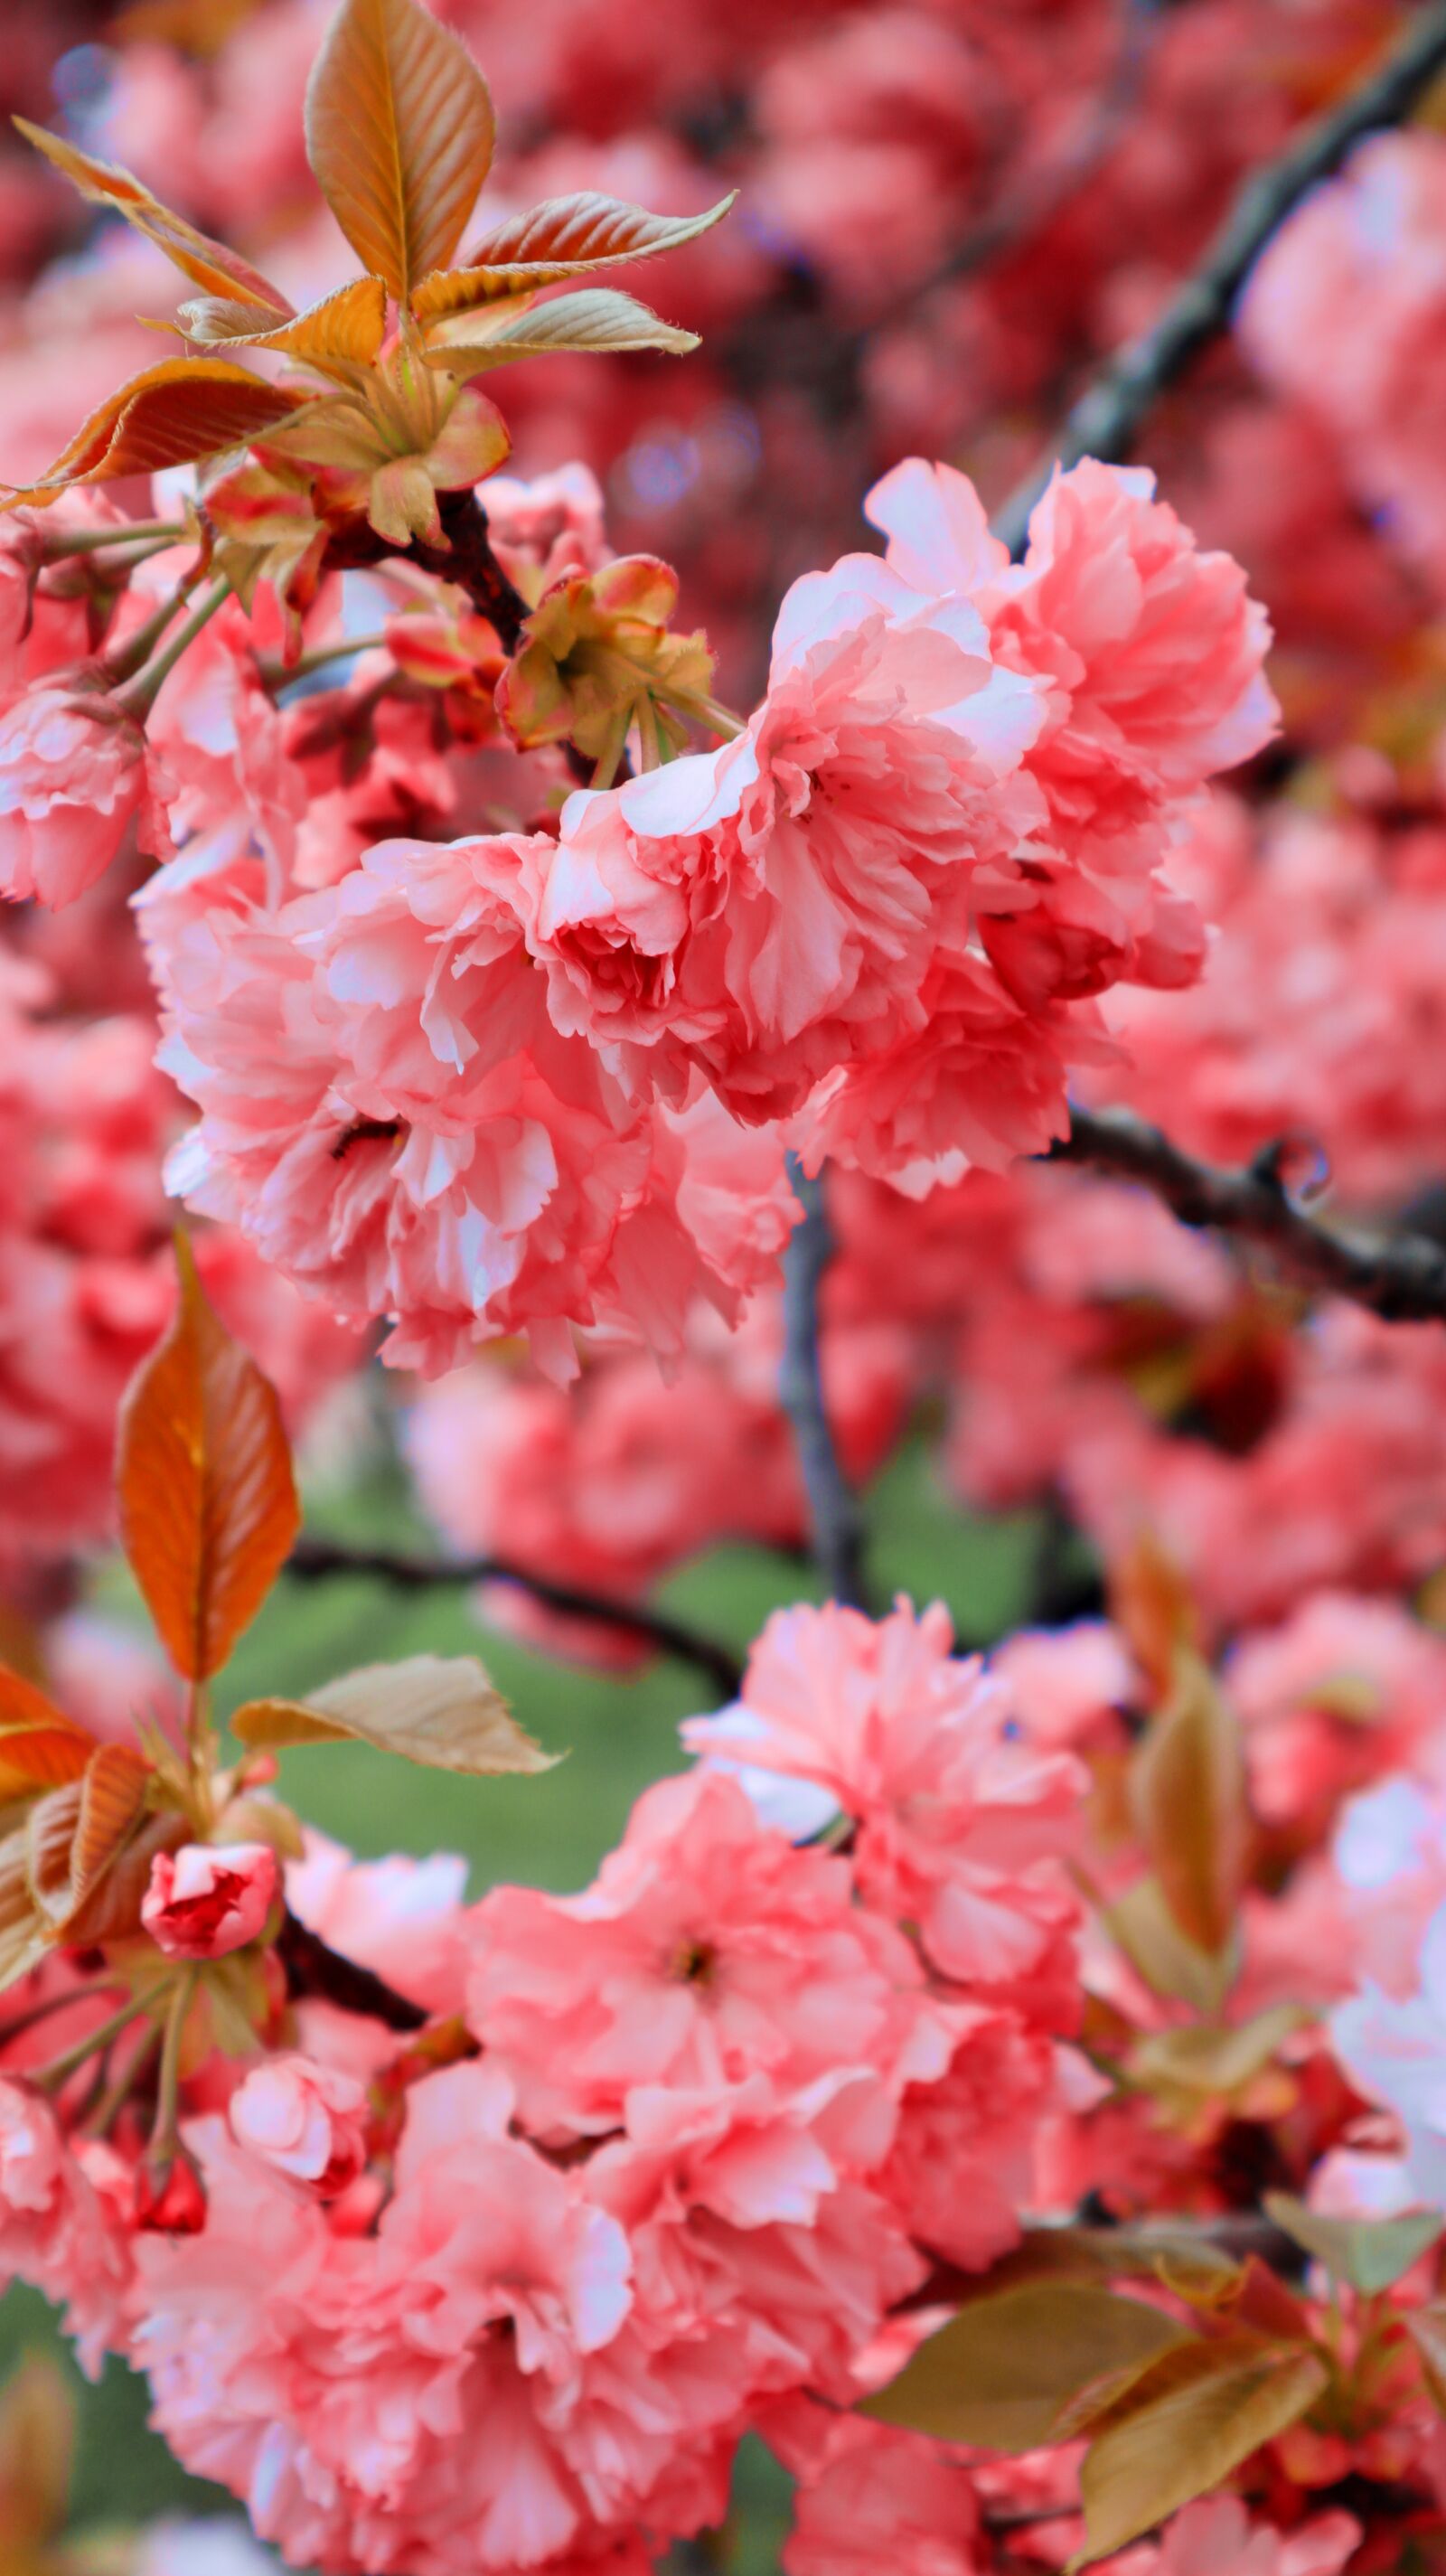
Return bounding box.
[259,630,391,689]
[41,518,183,559]
[113,579,230,719]
[33,1995,149,2094]
[86,2027,161,2140]
[150,1969,197,2157]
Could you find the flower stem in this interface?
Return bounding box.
[41,519,184,559]
[113,579,231,719]
[258,631,391,689]
[33,1995,150,2094]
[150,1969,197,2159]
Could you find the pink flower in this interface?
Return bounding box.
[144,833,790,1380]
[0,2079,133,2374]
[470,1767,948,2137]
[0,682,171,909]
[1127,2498,1359,2576]
[687,1599,1084,2008]
[766,2404,986,2576]
[228,2057,369,2197]
[142,1844,279,1960]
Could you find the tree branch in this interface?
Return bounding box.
[284,1536,746,1701]
[321,489,531,650]
[1053,1105,1446,1323]
[779,1159,870,1611]
[992,0,1446,557]
[277,1909,429,2034]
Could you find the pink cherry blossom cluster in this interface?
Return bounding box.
[141,455,1273,1375]
[0,1598,1092,2576]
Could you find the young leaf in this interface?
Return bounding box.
[861,2283,1191,2453]
[1262,2193,1443,2295]
[424,287,700,371]
[230,1653,556,1776]
[1102,1872,1235,2019]
[1130,1650,1247,1960]
[4,362,305,507]
[175,276,388,369]
[304,0,495,301]
[14,120,290,313]
[0,1831,46,1995]
[24,1783,83,1929]
[1404,2305,1446,2411]
[116,1238,299,1683]
[412,189,737,322]
[1076,2339,1328,2565]
[0,1669,97,1800]
[69,1745,153,1914]
[1130,2004,1302,2101]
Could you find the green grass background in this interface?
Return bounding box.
[0,1438,1045,2562]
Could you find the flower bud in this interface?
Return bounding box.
[142,1843,280,1961]
[134,2146,207,2234]
[228,2055,368,2197]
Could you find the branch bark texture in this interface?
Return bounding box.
[992,0,1446,556]
[286,1536,746,1700]
[1055,1105,1446,1323]
[779,1159,869,1611]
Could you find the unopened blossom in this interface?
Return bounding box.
[142,1843,279,1960]
[0,682,171,909]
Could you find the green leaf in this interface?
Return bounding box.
[862,2283,1192,2454]
[1263,2194,1443,2295]
[1076,2338,1328,2566]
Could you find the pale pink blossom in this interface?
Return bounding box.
[0,684,172,909]
[228,2058,369,2198]
[469,1767,949,2137]
[687,1599,1084,2007]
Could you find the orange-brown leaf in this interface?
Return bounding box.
[24,1785,82,1928]
[1130,1651,1248,1960]
[70,1745,152,1912]
[0,1668,96,1800]
[4,362,306,507]
[412,189,736,322]
[116,1237,299,1682]
[304,0,494,300]
[176,274,388,369]
[14,118,290,313]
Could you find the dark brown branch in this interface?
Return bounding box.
[277,1909,429,2034]
[1053,1105,1446,1323]
[321,489,531,650]
[779,1159,870,1611]
[992,0,1446,556]
[285,1536,746,1701]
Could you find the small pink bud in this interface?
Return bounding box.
[142,1842,280,1960]
[228,2055,369,2197]
[135,2145,207,2234]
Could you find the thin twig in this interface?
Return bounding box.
[779,1159,869,1611]
[284,1537,746,1700]
[1053,1105,1446,1323]
[992,0,1446,556]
